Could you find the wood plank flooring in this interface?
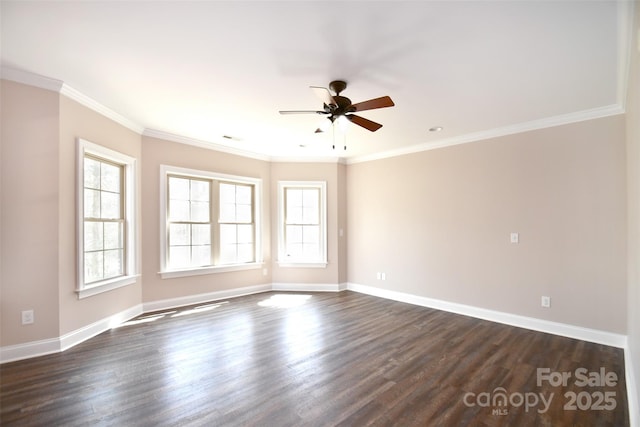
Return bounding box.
[0,291,629,426]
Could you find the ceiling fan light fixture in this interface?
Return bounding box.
[315,117,333,133]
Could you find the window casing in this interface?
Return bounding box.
[160,165,262,278]
[77,139,138,299]
[278,181,327,267]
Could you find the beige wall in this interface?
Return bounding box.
[140,136,272,303]
[270,162,346,285]
[1,80,61,345]
[58,95,143,335]
[347,115,627,333]
[626,0,640,407]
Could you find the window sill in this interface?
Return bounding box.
[77,275,139,299]
[159,262,263,279]
[277,261,328,268]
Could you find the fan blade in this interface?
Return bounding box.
[348,114,383,132]
[279,110,328,115]
[350,96,395,112]
[310,86,337,108]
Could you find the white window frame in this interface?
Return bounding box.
[159,165,263,279]
[278,181,327,268]
[77,138,139,299]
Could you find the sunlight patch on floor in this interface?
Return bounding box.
[258,294,312,308]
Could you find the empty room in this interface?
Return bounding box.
[1,1,639,425]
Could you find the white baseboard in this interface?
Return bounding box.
[626,345,640,427]
[142,283,272,313]
[346,283,627,348]
[272,282,347,292]
[0,304,143,364]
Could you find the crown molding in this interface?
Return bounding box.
[347,103,625,165]
[143,128,273,162]
[1,67,144,134]
[59,84,144,134]
[1,66,64,92]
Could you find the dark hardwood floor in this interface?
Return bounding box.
[0,291,629,426]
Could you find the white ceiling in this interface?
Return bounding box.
[0,1,632,162]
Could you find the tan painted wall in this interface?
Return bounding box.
[347,115,627,333]
[626,1,640,407]
[270,162,345,285]
[140,136,272,303]
[58,95,143,335]
[1,80,61,346]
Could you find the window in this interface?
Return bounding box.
[77,139,138,299]
[278,181,327,267]
[160,165,262,278]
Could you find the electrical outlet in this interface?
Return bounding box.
[541,296,551,308]
[376,272,381,280]
[21,310,34,325]
[381,273,386,281]
[510,233,519,243]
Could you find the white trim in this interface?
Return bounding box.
[277,181,328,266]
[77,275,139,299]
[77,139,139,298]
[0,304,142,364]
[277,262,327,268]
[142,284,272,313]
[0,67,64,92]
[272,283,344,292]
[346,283,627,348]
[347,104,625,165]
[144,129,271,162]
[626,344,640,427]
[617,0,635,110]
[159,263,262,279]
[59,304,143,351]
[158,165,263,276]
[61,85,144,134]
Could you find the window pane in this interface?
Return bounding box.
[169,246,190,269]
[104,249,123,278]
[104,222,122,250]
[169,200,190,222]
[287,206,303,224]
[220,183,236,204]
[169,177,190,200]
[236,205,252,223]
[219,203,236,222]
[191,245,211,266]
[84,221,103,251]
[101,192,121,219]
[286,243,304,259]
[237,224,253,244]
[303,243,320,258]
[303,189,318,209]
[220,224,237,246]
[303,225,319,244]
[287,189,302,207]
[286,225,303,244]
[236,185,252,204]
[237,243,253,263]
[192,224,211,245]
[101,163,121,193]
[169,224,190,246]
[191,201,210,222]
[219,244,237,264]
[84,189,101,218]
[302,207,318,224]
[84,158,101,189]
[191,180,209,202]
[84,252,103,283]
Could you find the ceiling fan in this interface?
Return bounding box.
[279,80,395,134]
